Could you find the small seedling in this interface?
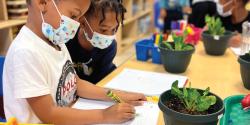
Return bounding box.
[161,33,194,51]
[205,15,225,36]
[171,80,216,112]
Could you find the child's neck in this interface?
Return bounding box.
[77,31,94,52]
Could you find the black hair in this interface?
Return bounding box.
[85,0,127,27]
[243,0,248,5]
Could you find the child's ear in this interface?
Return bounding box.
[38,0,50,14]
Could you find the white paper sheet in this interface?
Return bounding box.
[104,68,187,96]
[72,98,160,125]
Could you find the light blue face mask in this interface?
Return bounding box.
[41,0,80,45]
[83,18,116,49]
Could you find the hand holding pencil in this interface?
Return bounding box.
[101,90,138,124]
[107,90,147,106]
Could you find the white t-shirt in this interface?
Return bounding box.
[3,26,78,123]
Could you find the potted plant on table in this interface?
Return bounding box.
[159,30,195,73]
[158,81,225,125]
[238,50,250,90]
[202,15,233,56]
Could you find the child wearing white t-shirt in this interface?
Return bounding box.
[3,0,146,124]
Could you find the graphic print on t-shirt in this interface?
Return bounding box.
[56,60,77,107]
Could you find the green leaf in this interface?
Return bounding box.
[205,15,211,23]
[203,87,210,96]
[189,89,201,102]
[175,40,183,51]
[205,15,225,36]
[163,41,174,50]
[170,80,217,112]
[183,88,188,98]
[171,80,183,97]
[182,45,194,51]
[196,101,211,112]
[196,96,216,112]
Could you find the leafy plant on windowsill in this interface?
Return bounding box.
[160,29,194,51]
[205,15,225,36]
[171,80,216,112]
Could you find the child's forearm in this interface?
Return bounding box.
[49,107,105,125]
[27,95,106,125]
[76,78,111,101]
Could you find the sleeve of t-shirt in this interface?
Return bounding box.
[11,49,50,99]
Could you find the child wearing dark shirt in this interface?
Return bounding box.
[67,0,126,84]
[216,0,250,47]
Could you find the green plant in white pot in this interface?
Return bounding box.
[202,15,233,56]
[158,81,225,125]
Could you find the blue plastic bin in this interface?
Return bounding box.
[135,38,161,64]
[135,39,152,61]
[152,47,161,64]
[0,56,5,122]
[0,56,4,96]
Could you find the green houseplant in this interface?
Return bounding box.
[238,50,250,90]
[158,81,225,125]
[202,15,233,55]
[159,31,195,73]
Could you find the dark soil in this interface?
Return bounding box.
[165,97,217,115]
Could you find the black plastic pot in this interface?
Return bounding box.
[158,89,225,125]
[159,43,195,73]
[238,54,250,90]
[202,31,233,56]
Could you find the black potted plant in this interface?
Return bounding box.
[238,50,250,90]
[202,15,233,56]
[158,80,225,125]
[159,32,195,73]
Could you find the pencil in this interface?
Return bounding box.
[106,90,139,116]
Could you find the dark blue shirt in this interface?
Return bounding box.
[66,34,117,84]
[219,12,250,33]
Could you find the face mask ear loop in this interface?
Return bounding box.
[51,0,62,16]
[40,12,45,23]
[83,17,94,33]
[82,27,92,40]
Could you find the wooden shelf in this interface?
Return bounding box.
[0,19,26,29]
[122,37,139,47]
[121,34,150,47]
[124,9,152,25]
[116,0,154,54]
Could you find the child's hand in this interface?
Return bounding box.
[229,34,242,48]
[102,103,135,123]
[182,7,192,14]
[116,91,147,106]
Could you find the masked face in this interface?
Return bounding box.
[41,0,80,45]
[82,17,116,49]
[215,0,233,17]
